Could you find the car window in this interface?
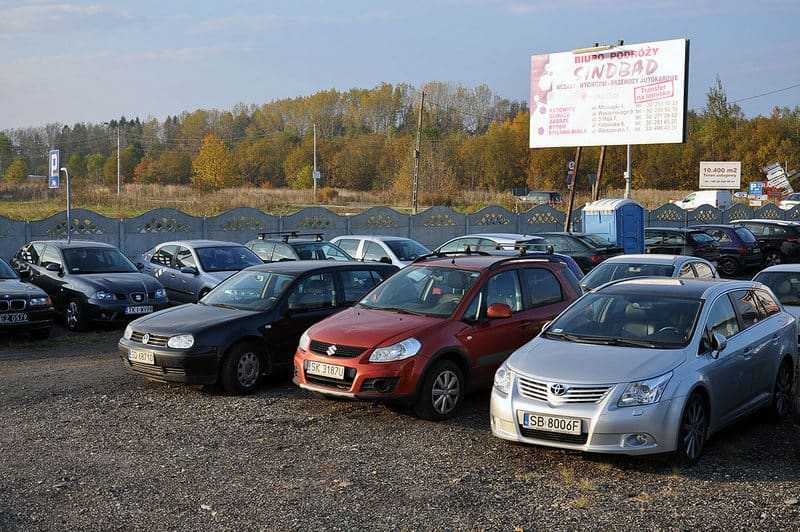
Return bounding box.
[39,246,62,269]
[581,262,676,290]
[19,243,43,265]
[272,243,296,261]
[706,295,740,339]
[689,232,716,245]
[362,241,390,262]
[336,239,361,257]
[439,238,479,253]
[293,243,351,261]
[339,269,382,303]
[678,264,695,278]
[203,271,294,311]
[753,271,800,307]
[766,225,788,237]
[730,289,761,329]
[249,241,275,261]
[175,246,197,269]
[663,232,685,245]
[63,247,137,274]
[477,238,499,252]
[485,270,523,312]
[543,235,584,253]
[755,290,781,318]
[644,230,663,246]
[151,245,177,268]
[287,273,337,311]
[385,239,429,261]
[520,268,562,308]
[195,246,262,273]
[734,228,757,243]
[742,223,764,236]
[706,229,731,243]
[693,262,714,279]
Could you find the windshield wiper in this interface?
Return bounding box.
[608,338,660,348]
[379,306,429,316]
[210,303,240,310]
[544,331,609,344]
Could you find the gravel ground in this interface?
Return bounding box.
[1,327,800,531]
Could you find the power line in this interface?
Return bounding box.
[731,81,800,104]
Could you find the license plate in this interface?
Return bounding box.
[128,349,155,365]
[519,411,581,435]
[0,313,28,324]
[305,360,345,380]
[125,305,153,315]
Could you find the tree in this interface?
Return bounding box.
[155,151,192,185]
[0,133,12,176]
[85,153,105,184]
[4,159,28,184]
[67,153,86,179]
[192,134,237,190]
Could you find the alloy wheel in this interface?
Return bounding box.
[66,302,79,329]
[431,370,460,415]
[237,352,260,387]
[717,258,737,277]
[680,397,707,461]
[774,362,793,418]
[765,251,782,267]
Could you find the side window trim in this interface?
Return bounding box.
[703,292,740,346]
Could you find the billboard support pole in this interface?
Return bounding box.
[564,146,582,232]
[624,144,632,199]
[592,146,606,201]
[411,90,425,215]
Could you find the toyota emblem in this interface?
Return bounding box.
[142,333,150,345]
[550,383,567,396]
[326,344,338,356]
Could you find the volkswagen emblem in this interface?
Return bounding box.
[550,383,567,396]
[326,344,338,356]
[142,333,150,345]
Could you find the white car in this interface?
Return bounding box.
[579,254,719,291]
[752,264,800,318]
[330,235,430,268]
[779,193,800,211]
[672,190,733,210]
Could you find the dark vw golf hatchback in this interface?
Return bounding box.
[119,261,397,394]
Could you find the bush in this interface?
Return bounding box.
[318,187,338,203]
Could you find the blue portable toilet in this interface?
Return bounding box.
[581,199,645,254]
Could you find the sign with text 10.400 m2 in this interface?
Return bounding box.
[699,161,741,189]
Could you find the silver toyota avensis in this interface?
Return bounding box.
[491,278,797,461]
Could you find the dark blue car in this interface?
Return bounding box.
[689,224,762,276]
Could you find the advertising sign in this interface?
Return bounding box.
[763,162,793,193]
[699,161,741,189]
[530,38,689,148]
[48,149,60,189]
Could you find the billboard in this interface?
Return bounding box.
[699,161,741,189]
[530,38,689,148]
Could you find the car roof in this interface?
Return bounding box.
[536,232,588,236]
[732,219,800,226]
[411,254,564,272]
[644,227,704,233]
[160,240,245,248]
[334,235,411,242]
[601,254,703,266]
[30,240,116,250]
[458,233,545,241]
[688,224,739,229]
[244,260,396,275]
[599,277,757,300]
[755,264,800,274]
[251,238,329,244]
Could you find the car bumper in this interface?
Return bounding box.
[118,338,219,385]
[293,348,420,400]
[489,383,686,456]
[86,300,169,323]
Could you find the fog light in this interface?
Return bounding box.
[622,433,655,448]
[492,417,517,435]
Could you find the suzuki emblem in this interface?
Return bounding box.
[142,333,150,345]
[326,344,338,356]
[550,383,567,396]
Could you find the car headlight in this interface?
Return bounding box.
[123,325,133,340]
[154,288,166,299]
[167,334,194,349]
[94,290,115,301]
[298,331,311,351]
[493,364,512,395]
[29,296,51,307]
[618,372,672,407]
[369,338,421,363]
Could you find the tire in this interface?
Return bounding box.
[675,392,709,464]
[220,343,264,395]
[769,359,794,421]
[65,299,88,332]
[29,328,51,341]
[413,360,465,421]
[764,250,782,267]
[717,257,739,277]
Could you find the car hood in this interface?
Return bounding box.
[131,303,256,334]
[75,272,161,293]
[781,305,800,319]
[0,278,47,297]
[506,337,687,384]
[203,271,238,283]
[308,306,444,348]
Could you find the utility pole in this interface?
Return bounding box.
[313,123,318,201]
[411,90,425,215]
[564,146,582,232]
[592,146,606,201]
[624,144,632,199]
[116,124,121,196]
[61,167,71,243]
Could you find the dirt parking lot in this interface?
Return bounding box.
[1,327,800,531]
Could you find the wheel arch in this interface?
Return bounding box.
[414,347,471,398]
[219,336,271,374]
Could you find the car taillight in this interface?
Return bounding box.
[591,254,602,264]
[738,245,748,256]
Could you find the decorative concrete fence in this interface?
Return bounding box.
[3,202,800,261]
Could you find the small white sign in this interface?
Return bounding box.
[699,161,741,189]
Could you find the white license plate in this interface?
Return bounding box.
[519,411,581,435]
[129,349,155,365]
[305,360,345,380]
[125,305,153,315]
[0,313,28,324]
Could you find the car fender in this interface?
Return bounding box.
[413,346,472,397]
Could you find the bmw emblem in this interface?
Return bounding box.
[142,333,150,345]
[550,383,567,396]
[326,344,338,356]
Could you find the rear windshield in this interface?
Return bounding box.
[195,246,262,273]
[754,271,800,306]
[734,227,757,243]
[385,240,429,261]
[581,263,675,290]
[689,232,716,244]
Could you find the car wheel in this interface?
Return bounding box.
[675,393,709,463]
[765,250,782,267]
[769,359,794,420]
[717,257,738,277]
[414,360,464,421]
[221,343,264,394]
[65,299,88,332]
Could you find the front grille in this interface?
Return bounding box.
[519,426,588,445]
[517,376,612,404]
[130,331,169,347]
[0,299,26,312]
[309,340,366,358]
[129,292,147,303]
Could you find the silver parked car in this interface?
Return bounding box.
[330,235,430,268]
[491,278,797,461]
[139,240,263,303]
[436,233,547,254]
[580,254,718,292]
[753,264,800,319]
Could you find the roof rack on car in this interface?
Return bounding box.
[258,231,324,243]
[411,248,491,264]
[493,243,555,255]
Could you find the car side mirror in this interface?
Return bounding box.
[710,332,727,357]
[45,263,62,273]
[17,267,30,279]
[180,266,199,275]
[486,303,512,319]
[379,256,392,264]
[135,262,144,271]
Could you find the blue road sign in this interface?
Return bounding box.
[49,175,60,188]
[748,181,764,196]
[48,149,60,189]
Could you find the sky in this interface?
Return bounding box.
[1,0,799,128]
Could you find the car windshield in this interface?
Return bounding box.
[753,271,800,306]
[195,246,262,273]
[292,242,352,261]
[578,234,614,248]
[544,292,701,348]
[359,266,480,317]
[62,247,137,274]
[385,239,430,261]
[734,228,757,243]
[0,259,18,279]
[581,263,675,290]
[202,271,295,311]
[689,232,716,244]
